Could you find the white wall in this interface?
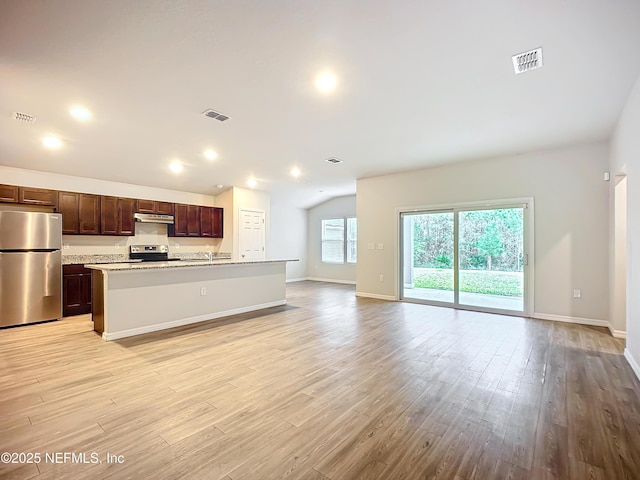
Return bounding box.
[307,195,357,284]
[215,188,234,256]
[269,202,307,281]
[357,143,610,323]
[610,73,640,377]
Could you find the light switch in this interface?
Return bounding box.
[368,243,375,250]
[377,243,384,250]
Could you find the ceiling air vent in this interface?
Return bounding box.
[203,109,230,122]
[326,157,342,164]
[512,47,543,75]
[13,111,37,124]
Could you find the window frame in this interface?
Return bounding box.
[321,217,357,264]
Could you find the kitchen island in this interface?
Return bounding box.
[86,259,297,341]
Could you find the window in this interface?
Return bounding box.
[322,217,357,264]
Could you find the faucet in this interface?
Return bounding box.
[206,251,213,262]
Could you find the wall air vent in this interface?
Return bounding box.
[13,112,37,124]
[512,47,543,75]
[326,157,342,164]
[203,109,230,122]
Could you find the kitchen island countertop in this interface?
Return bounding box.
[85,258,296,271]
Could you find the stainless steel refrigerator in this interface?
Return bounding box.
[0,211,62,327]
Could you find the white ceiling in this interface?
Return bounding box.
[1,0,640,208]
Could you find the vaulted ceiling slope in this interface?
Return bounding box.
[1,0,640,208]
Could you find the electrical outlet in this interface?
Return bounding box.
[379,274,384,282]
[174,244,180,249]
[573,289,581,298]
[200,287,207,296]
[368,243,375,250]
[114,243,119,249]
[63,243,69,250]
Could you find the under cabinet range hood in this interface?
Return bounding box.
[134,213,174,224]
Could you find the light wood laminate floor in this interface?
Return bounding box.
[1,281,639,479]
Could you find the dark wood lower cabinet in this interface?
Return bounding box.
[63,265,93,317]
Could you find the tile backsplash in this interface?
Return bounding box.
[62,223,224,255]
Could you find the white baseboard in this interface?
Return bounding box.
[307,277,356,285]
[102,300,287,341]
[533,312,609,328]
[355,291,396,301]
[624,349,640,382]
[533,312,627,339]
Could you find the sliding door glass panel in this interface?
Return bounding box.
[457,208,524,311]
[402,212,454,303]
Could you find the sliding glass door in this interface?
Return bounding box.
[401,202,528,315]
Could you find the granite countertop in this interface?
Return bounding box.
[62,252,231,265]
[62,254,133,265]
[84,258,298,271]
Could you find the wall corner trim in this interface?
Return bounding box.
[286,277,309,283]
[608,326,627,339]
[624,349,640,382]
[355,291,396,301]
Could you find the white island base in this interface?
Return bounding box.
[88,260,292,341]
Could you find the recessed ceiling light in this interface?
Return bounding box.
[247,178,257,188]
[315,71,338,93]
[169,161,184,174]
[69,106,92,122]
[216,184,223,189]
[204,149,218,161]
[42,135,63,149]
[290,167,301,177]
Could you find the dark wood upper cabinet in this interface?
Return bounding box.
[0,184,19,203]
[136,199,156,213]
[212,207,223,238]
[79,194,100,234]
[19,187,57,207]
[200,207,223,238]
[101,196,136,236]
[59,192,100,235]
[136,199,174,215]
[2,183,220,238]
[157,201,174,215]
[172,203,188,236]
[186,205,200,236]
[172,203,200,237]
[100,196,118,235]
[118,197,136,235]
[200,206,213,237]
[58,191,80,234]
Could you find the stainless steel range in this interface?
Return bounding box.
[129,244,180,262]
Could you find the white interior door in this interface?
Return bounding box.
[239,209,265,261]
